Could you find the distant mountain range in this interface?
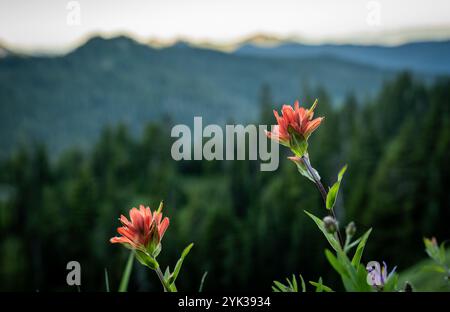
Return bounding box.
[235,40,450,75]
[0,35,446,157]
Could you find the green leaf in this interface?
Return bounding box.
[299,275,306,292]
[383,273,399,292]
[135,250,159,270]
[272,277,299,292]
[325,249,348,278]
[309,277,334,292]
[152,243,162,258]
[168,281,178,292]
[118,251,135,292]
[345,236,362,253]
[351,228,372,267]
[326,165,347,210]
[292,159,315,182]
[355,264,374,292]
[341,275,355,292]
[291,275,298,292]
[304,210,341,252]
[169,243,194,285]
[164,266,171,280]
[326,183,339,210]
[286,277,294,291]
[335,249,361,291]
[104,268,110,292]
[337,164,348,181]
[198,271,208,292]
[273,280,288,292]
[439,242,447,263]
[290,156,321,183]
[421,264,447,273]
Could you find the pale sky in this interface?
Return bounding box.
[1,0,450,52]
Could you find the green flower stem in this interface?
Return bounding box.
[301,155,344,248]
[155,266,173,292]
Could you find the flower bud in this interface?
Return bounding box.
[346,221,356,237]
[323,216,338,234]
[403,281,413,292]
[431,237,438,247]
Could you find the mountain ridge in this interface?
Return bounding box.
[0,35,439,158]
[234,40,450,74]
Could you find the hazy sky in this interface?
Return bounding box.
[1,0,450,51]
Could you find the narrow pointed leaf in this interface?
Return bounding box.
[326,165,347,210]
[199,271,208,292]
[325,249,348,277]
[300,275,306,292]
[169,243,194,285]
[273,280,288,292]
[118,251,134,292]
[351,228,372,267]
[310,278,334,292]
[304,210,341,252]
[164,266,171,280]
[104,268,110,292]
[292,275,298,292]
[286,277,294,290]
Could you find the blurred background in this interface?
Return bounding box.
[0,0,449,291]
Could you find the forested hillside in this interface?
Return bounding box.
[0,36,401,157]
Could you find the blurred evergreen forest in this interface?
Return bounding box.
[0,72,449,291]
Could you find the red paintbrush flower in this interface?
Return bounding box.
[110,203,169,255]
[266,99,323,149]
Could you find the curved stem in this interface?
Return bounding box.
[155,266,173,292]
[301,155,344,248]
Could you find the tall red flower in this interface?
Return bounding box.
[266,100,324,147]
[110,203,169,254]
